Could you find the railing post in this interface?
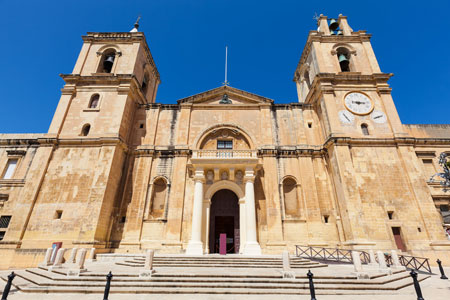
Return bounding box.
[103,271,113,300]
[307,270,317,300]
[1,272,16,300]
[437,259,448,280]
[410,270,425,300]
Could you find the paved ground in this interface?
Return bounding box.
[0,266,448,299]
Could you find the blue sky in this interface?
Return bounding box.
[0,0,449,133]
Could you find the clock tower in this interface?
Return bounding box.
[293,14,408,140]
[291,15,444,249]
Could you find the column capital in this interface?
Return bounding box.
[194,167,205,182]
[244,167,255,183]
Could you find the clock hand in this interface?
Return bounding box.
[352,101,363,105]
[344,115,350,122]
[374,115,382,119]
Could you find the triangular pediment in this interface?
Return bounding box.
[176,86,274,105]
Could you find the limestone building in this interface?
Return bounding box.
[1,16,449,269]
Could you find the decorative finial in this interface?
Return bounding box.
[130,15,141,32]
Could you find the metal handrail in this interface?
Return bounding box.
[295,245,431,273]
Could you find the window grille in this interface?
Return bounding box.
[0,216,12,228]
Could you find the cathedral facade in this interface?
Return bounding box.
[1,16,450,269]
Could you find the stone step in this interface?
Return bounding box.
[25,269,412,286]
[115,262,326,269]
[5,268,429,295]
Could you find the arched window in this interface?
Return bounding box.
[283,177,300,217]
[150,178,167,218]
[336,47,351,72]
[89,94,100,109]
[81,124,91,136]
[361,123,369,135]
[97,49,116,73]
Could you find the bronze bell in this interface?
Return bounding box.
[329,19,339,31]
[338,54,350,71]
[103,55,115,72]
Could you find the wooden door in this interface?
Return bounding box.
[392,227,407,252]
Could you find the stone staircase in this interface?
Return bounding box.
[112,254,326,269]
[0,254,430,295]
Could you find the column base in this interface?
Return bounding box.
[185,241,204,255]
[242,242,261,255]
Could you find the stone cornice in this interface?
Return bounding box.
[60,74,149,105]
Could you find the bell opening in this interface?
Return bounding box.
[103,55,115,73]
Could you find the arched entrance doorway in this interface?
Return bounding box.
[209,189,240,254]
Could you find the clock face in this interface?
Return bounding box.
[344,92,373,115]
[371,110,387,124]
[338,110,355,124]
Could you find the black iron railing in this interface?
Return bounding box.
[295,245,431,273]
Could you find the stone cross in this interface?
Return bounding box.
[40,248,53,266]
[391,250,406,270]
[68,248,78,264]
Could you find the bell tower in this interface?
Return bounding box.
[48,26,160,140]
[292,15,412,248]
[22,24,162,248]
[293,14,407,140]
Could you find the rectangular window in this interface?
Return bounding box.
[0,231,5,241]
[217,140,233,149]
[2,159,18,179]
[0,216,12,229]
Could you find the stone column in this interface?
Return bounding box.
[391,250,406,270]
[351,251,368,279]
[68,248,87,277]
[49,248,67,271]
[68,248,78,264]
[186,168,205,255]
[40,248,53,266]
[281,251,295,279]
[87,248,96,262]
[205,201,211,254]
[243,168,261,255]
[140,249,156,277]
[377,251,392,274]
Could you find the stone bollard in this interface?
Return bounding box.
[68,248,87,277]
[281,250,295,279]
[49,248,67,271]
[68,248,78,264]
[376,251,392,274]
[39,248,53,267]
[391,250,406,270]
[368,250,378,267]
[351,251,369,279]
[86,248,96,262]
[139,250,156,278]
